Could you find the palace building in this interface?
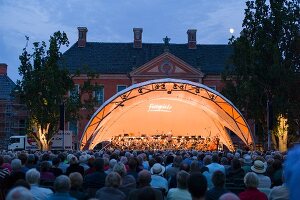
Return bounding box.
[61,27,246,148]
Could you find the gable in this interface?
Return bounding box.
[130,52,204,78]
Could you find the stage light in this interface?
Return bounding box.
[167,91,172,94]
[161,84,166,90]
[138,88,143,93]
[173,84,177,89]
[196,88,200,93]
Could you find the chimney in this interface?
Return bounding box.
[133,28,143,48]
[77,27,88,48]
[0,63,7,75]
[187,29,197,49]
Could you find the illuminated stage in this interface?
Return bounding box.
[80,79,254,151]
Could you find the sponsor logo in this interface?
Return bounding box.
[148,104,172,112]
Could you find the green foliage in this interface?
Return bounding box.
[17,31,78,144]
[222,0,300,140]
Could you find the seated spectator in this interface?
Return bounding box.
[187,172,207,200]
[127,158,138,181]
[150,163,168,192]
[4,159,26,190]
[40,161,56,183]
[105,159,117,175]
[241,155,252,174]
[166,170,191,200]
[84,156,95,175]
[239,172,267,200]
[284,145,300,200]
[26,154,37,170]
[66,156,84,176]
[18,153,29,173]
[57,153,69,174]
[166,155,182,180]
[128,170,163,200]
[251,160,271,188]
[0,155,10,180]
[206,170,228,200]
[6,186,33,200]
[113,162,136,196]
[79,154,89,171]
[69,172,87,200]
[26,168,53,200]
[227,158,245,181]
[50,157,63,177]
[95,172,126,200]
[207,154,225,175]
[219,192,240,200]
[83,158,107,197]
[269,159,283,187]
[47,175,76,200]
[13,179,31,190]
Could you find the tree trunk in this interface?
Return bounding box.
[276,115,288,152]
[36,123,51,151]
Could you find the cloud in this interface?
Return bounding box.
[0,0,247,82]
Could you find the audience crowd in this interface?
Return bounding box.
[0,145,299,200]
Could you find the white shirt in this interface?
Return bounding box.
[167,188,192,200]
[30,184,53,200]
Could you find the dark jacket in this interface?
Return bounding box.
[206,187,229,200]
[66,164,84,176]
[95,187,126,200]
[83,171,107,197]
[128,186,163,200]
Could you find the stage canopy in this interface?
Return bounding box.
[80,79,254,151]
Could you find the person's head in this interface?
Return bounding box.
[187,172,207,199]
[219,192,240,200]
[177,170,189,189]
[212,170,225,188]
[173,155,183,168]
[231,158,241,170]
[40,161,51,172]
[251,160,266,174]
[69,156,78,165]
[128,157,137,170]
[244,172,259,188]
[220,157,228,165]
[26,168,40,184]
[18,153,28,166]
[105,172,122,188]
[69,172,83,189]
[54,175,71,193]
[11,159,22,171]
[211,154,219,163]
[52,157,60,167]
[203,155,211,166]
[27,154,36,165]
[138,170,152,187]
[113,162,127,177]
[190,160,201,172]
[109,159,117,169]
[94,158,104,172]
[58,153,66,163]
[6,186,32,200]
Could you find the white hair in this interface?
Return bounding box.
[11,159,22,171]
[244,172,259,188]
[26,168,40,184]
[6,187,33,200]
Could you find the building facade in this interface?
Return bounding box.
[62,27,240,144]
[0,64,28,149]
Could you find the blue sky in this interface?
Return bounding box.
[0,0,246,82]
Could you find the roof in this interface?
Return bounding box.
[61,42,233,75]
[0,74,16,100]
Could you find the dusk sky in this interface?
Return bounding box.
[0,0,247,82]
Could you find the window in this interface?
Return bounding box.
[9,138,20,144]
[95,86,104,105]
[69,120,78,136]
[208,86,217,91]
[117,85,127,93]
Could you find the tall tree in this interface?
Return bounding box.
[222,0,299,151]
[17,31,98,150]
